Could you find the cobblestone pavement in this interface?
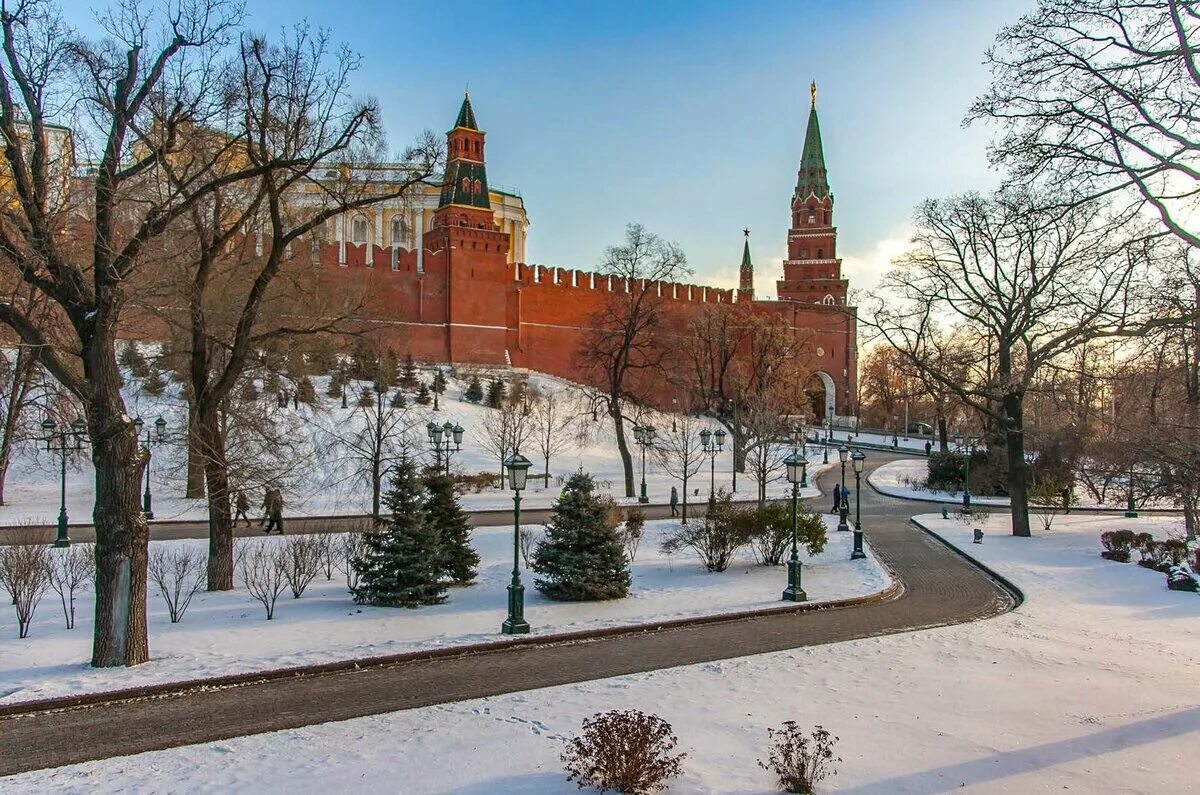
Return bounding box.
[0,453,1016,776]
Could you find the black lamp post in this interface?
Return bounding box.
[501,452,532,635]
[954,432,973,514]
[133,415,168,519]
[822,419,830,464]
[1125,462,1138,518]
[633,423,655,504]
[42,416,87,548]
[837,444,850,532]
[790,425,808,487]
[851,450,866,559]
[892,415,899,448]
[782,449,809,602]
[700,427,725,504]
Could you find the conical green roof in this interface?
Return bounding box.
[796,105,830,200]
[741,238,753,269]
[454,93,478,130]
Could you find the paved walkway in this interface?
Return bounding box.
[0,455,1016,776]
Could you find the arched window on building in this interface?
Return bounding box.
[808,211,816,224]
[817,248,824,259]
[461,177,470,192]
[474,179,482,193]
[800,248,808,259]
[351,216,368,245]
[391,215,408,249]
[821,294,835,305]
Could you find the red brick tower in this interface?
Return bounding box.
[738,228,754,302]
[427,93,512,363]
[777,82,848,306]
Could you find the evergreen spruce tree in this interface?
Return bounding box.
[296,376,317,405]
[464,375,484,403]
[351,458,448,607]
[416,382,432,405]
[391,390,407,408]
[532,473,631,601]
[380,347,400,386]
[327,372,344,398]
[142,369,167,396]
[432,368,447,395]
[424,470,479,585]
[401,352,418,387]
[486,378,506,408]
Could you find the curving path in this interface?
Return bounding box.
[0,453,1016,776]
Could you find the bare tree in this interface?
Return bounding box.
[530,386,577,484]
[0,528,51,637]
[48,542,93,629]
[148,545,206,623]
[578,224,690,497]
[479,390,534,490]
[137,24,439,592]
[315,385,415,520]
[970,0,1200,250]
[239,540,288,620]
[656,414,707,524]
[868,191,1160,536]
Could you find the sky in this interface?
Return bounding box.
[59,0,1035,294]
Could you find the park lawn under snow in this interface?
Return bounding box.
[11,513,1197,793]
[0,515,888,707]
[0,365,822,527]
[869,458,1179,512]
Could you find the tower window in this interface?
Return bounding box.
[351,216,368,245]
[817,249,824,259]
[800,248,808,259]
[808,212,815,223]
[821,294,835,305]
[391,216,408,248]
[462,177,470,191]
[474,179,482,193]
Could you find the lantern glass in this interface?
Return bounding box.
[426,421,436,441]
[783,450,808,484]
[645,426,655,443]
[700,428,712,448]
[431,424,444,444]
[715,429,726,449]
[133,416,144,435]
[504,452,532,491]
[452,424,464,445]
[155,416,167,441]
[852,450,866,473]
[72,418,86,437]
[838,445,849,463]
[41,417,56,439]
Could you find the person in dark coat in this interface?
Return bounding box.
[670,486,679,517]
[831,485,841,514]
[924,440,932,457]
[262,487,284,534]
[233,488,251,527]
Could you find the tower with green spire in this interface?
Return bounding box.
[436,92,493,225]
[777,81,848,306]
[738,228,754,301]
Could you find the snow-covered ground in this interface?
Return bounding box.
[0,515,888,706]
[825,427,930,452]
[12,512,1196,793]
[0,366,827,526]
[870,458,1181,513]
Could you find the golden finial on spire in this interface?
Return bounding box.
[810,80,817,109]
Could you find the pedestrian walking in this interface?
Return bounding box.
[831,484,841,514]
[924,440,932,457]
[262,486,284,534]
[233,488,251,527]
[670,486,679,517]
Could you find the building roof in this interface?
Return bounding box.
[796,86,830,200]
[454,93,479,131]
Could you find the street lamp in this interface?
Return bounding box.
[954,432,973,514]
[700,427,724,504]
[1125,462,1138,518]
[782,449,809,602]
[837,445,850,532]
[501,452,532,635]
[851,450,866,559]
[133,415,168,519]
[790,425,808,487]
[42,416,88,547]
[633,424,655,504]
[892,415,899,448]
[822,419,830,464]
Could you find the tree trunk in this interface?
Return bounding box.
[612,402,635,498]
[937,416,949,453]
[371,457,382,521]
[681,473,689,524]
[87,344,150,668]
[185,400,205,498]
[1003,392,1031,538]
[0,345,36,506]
[197,407,235,591]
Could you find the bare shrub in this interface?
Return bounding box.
[562,710,686,794]
[0,532,51,638]
[148,546,206,623]
[312,532,337,580]
[622,507,646,562]
[758,723,841,794]
[239,541,288,619]
[281,534,323,598]
[340,524,370,591]
[659,490,747,572]
[48,544,94,629]
[519,525,541,568]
